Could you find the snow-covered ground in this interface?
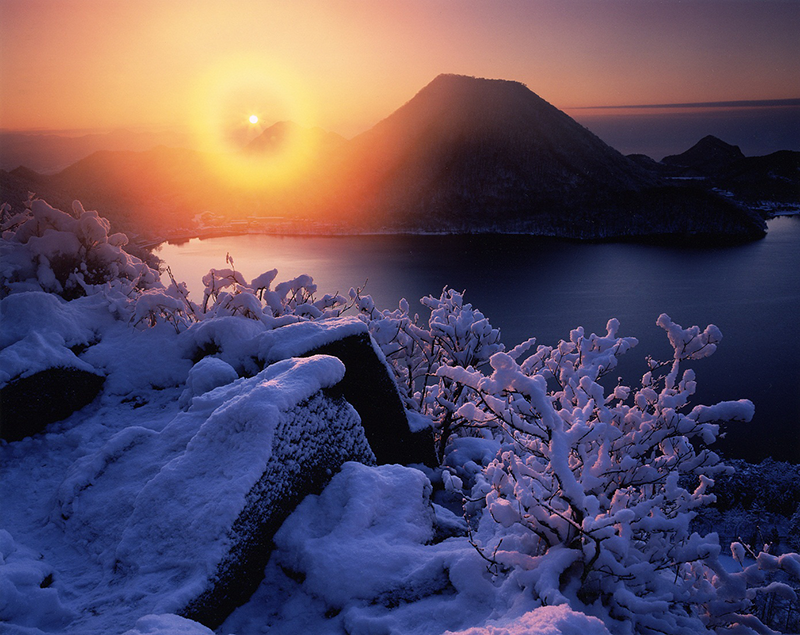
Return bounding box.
[0,200,613,634]
[0,295,612,635]
[2,199,798,634]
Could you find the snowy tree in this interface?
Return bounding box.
[435,315,799,634]
[353,287,517,460]
[0,199,160,299]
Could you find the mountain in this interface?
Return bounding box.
[322,75,656,228]
[45,146,214,231]
[0,129,194,174]
[0,75,772,241]
[713,150,800,205]
[317,75,763,238]
[633,135,799,211]
[662,135,746,175]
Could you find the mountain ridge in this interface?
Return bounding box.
[0,74,778,241]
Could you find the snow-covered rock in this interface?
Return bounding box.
[269,324,437,467]
[54,355,376,629]
[444,605,612,635]
[181,315,437,466]
[0,292,110,440]
[177,356,238,409]
[121,614,215,635]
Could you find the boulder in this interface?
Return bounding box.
[181,315,437,467]
[55,355,375,630]
[0,292,108,441]
[254,317,437,467]
[0,367,104,441]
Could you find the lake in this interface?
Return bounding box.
[156,216,800,464]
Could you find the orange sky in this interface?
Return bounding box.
[1,0,799,138]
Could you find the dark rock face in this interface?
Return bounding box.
[252,318,437,467]
[297,332,437,467]
[178,388,374,629]
[0,367,104,441]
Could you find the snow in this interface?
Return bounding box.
[178,356,238,408]
[122,614,215,635]
[219,462,571,635]
[253,315,369,364]
[46,354,362,625]
[0,330,98,384]
[2,200,797,635]
[444,605,611,635]
[0,292,111,385]
[0,530,75,632]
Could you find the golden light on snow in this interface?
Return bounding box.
[189,55,319,191]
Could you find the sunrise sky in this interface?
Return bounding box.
[1,0,799,154]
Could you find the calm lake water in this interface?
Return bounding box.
[156,216,800,463]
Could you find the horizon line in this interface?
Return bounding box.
[572,98,800,110]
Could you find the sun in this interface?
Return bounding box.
[189,56,319,190]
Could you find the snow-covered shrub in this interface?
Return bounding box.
[0,199,160,300]
[434,314,799,634]
[353,287,517,460]
[197,254,351,326]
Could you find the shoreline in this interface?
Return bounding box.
[141,210,798,251]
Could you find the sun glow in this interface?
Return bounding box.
[190,56,319,191]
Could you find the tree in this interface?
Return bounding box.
[434,314,799,633]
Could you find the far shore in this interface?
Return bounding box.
[137,207,799,252]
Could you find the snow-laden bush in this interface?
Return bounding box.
[353,287,516,460]
[200,253,350,323]
[0,199,160,300]
[434,314,799,634]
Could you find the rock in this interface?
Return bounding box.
[304,332,437,466]
[0,367,104,441]
[181,316,436,466]
[56,355,375,630]
[178,356,238,409]
[254,317,437,467]
[0,292,109,441]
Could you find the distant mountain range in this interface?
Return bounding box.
[636,135,800,206]
[0,128,194,174]
[3,74,795,241]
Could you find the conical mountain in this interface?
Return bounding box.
[323,74,658,231]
